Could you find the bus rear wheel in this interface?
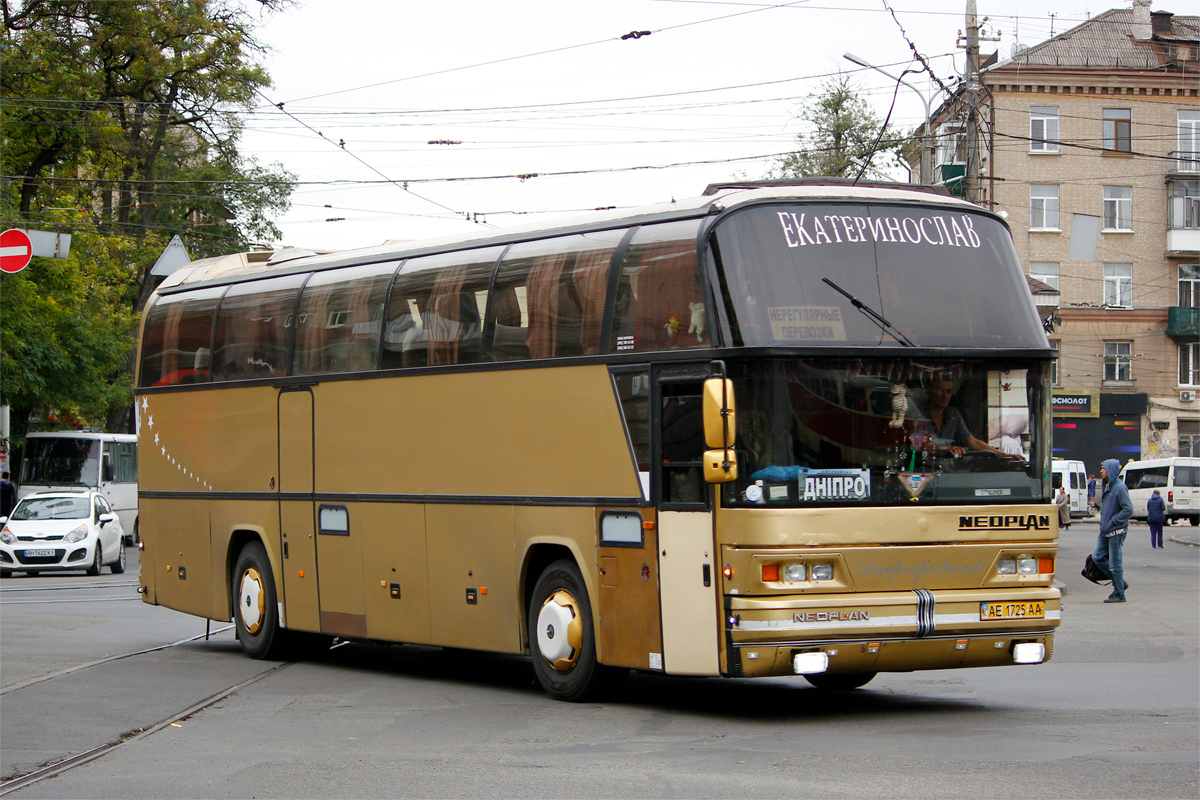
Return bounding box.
[528,559,619,702]
[803,671,876,690]
[233,541,290,660]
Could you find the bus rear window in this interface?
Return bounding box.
[139,286,224,387]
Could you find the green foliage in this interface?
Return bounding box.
[771,73,899,182]
[1,231,151,435]
[0,0,294,433]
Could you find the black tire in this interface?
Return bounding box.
[232,541,290,660]
[86,545,102,576]
[110,542,126,574]
[1190,517,1198,527]
[528,559,621,702]
[804,671,876,691]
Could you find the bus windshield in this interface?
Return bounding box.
[722,358,1051,508]
[19,438,100,487]
[713,202,1047,348]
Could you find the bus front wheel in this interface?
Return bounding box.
[803,671,876,690]
[528,559,618,701]
[233,542,289,660]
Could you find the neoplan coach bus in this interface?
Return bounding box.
[135,182,1060,700]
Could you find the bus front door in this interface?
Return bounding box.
[278,388,320,632]
[655,373,721,676]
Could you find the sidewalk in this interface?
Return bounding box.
[1168,526,1200,547]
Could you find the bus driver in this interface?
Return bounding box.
[912,378,1024,461]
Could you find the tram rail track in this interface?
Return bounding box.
[0,625,235,695]
[0,662,291,796]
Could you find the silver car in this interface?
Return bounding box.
[0,490,127,576]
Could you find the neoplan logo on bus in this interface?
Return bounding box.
[959,514,1052,531]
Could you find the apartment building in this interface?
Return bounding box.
[924,2,1198,469]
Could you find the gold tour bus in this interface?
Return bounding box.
[134,181,1060,700]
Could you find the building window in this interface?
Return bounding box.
[1170,181,1200,230]
[1103,263,1133,308]
[1030,262,1060,291]
[1181,420,1200,458]
[1181,265,1200,308]
[936,122,965,166]
[1050,340,1060,386]
[1179,110,1200,172]
[1102,186,1133,231]
[1103,109,1131,153]
[1030,185,1060,230]
[1030,107,1060,153]
[1104,341,1132,382]
[1182,343,1200,387]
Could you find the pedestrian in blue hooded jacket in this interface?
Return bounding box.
[1147,489,1166,549]
[1095,458,1132,603]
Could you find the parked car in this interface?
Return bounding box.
[0,490,127,576]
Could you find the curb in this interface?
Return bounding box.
[1167,534,1200,547]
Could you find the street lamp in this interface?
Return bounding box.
[843,53,934,186]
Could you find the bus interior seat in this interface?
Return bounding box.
[491,323,530,361]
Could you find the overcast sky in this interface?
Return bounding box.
[236,0,1116,251]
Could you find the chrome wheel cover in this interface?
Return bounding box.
[536,589,583,672]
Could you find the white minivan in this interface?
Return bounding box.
[1120,457,1200,526]
[17,432,140,544]
[1051,458,1089,518]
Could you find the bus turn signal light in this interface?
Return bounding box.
[761,564,779,582]
[1038,557,1054,574]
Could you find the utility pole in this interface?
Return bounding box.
[960,0,999,205]
[963,0,983,204]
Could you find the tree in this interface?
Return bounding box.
[771,73,900,182]
[0,0,295,437]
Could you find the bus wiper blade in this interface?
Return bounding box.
[822,277,915,347]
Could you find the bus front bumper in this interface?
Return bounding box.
[725,587,1060,678]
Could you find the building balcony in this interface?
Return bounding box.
[937,163,966,196]
[1169,151,1200,175]
[1167,227,1200,254]
[1166,306,1199,343]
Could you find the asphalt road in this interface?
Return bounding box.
[1,522,1197,799]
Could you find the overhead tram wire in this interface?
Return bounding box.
[251,88,483,226]
[276,1,816,106]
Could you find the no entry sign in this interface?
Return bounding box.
[0,229,33,273]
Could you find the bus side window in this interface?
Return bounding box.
[608,219,708,354]
[487,232,620,362]
[388,248,501,368]
[212,275,305,381]
[292,262,395,376]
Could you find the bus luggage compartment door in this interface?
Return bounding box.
[278,389,320,633]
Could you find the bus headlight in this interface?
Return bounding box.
[65,525,89,543]
[997,558,1017,575]
[782,563,807,582]
[1017,556,1038,575]
[810,563,834,581]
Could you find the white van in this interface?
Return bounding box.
[1051,459,1089,518]
[1120,457,1200,526]
[17,432,140,544]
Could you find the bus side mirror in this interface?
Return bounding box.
[702,377,737,483]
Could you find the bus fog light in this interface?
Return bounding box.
[782,563,806,582]
[793,651,829,674]
[1017,557,1038,575]
[997,558,1017,575]
[811,563,833,581]
[1012,642,1045,664]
